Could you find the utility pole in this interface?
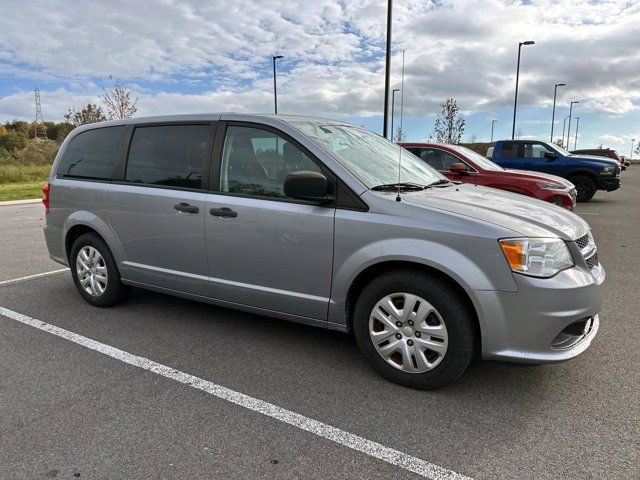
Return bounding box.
[511,40,535,139]
[34,88,47,140]
[566,100,579,148]
[561,116,569,147]
[272,55,283,114]
[631,139,636,162]
[382,0,393,138]
[490,119,497,142]
[574,117,580,150]
[550,83,565,142]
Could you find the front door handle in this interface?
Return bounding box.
[210,207,237,218]
[174,202,199,214]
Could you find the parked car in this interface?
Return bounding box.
[43,114,604,389]
[571,148,627,170]
[401,142,577,210]
[489,140,621,202]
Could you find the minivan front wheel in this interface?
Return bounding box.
[353,270,475,389]
[70,233,130,307]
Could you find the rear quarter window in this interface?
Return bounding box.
[498,142,521,158]
[57,126,124,180]
[125,125,211,190]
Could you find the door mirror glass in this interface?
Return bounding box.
[544,151,557,160]
[450,162,469,174]
[283,171,329,201]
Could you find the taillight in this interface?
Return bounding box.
[42,183,50,214]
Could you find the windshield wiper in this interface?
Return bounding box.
[371,182,427,192]
[425,179,452,188]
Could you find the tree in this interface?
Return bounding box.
[393,126,406,142]
[0,129,29,151]
[553,138,565,148]
[102,77,138,120]
[64,103,107,126]
[432,98,465,144]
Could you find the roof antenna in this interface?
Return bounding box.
[396,50,405,202]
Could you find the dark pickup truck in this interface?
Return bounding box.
[488,140,621,202]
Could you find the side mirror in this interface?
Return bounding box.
[544,152,557,160]
[450,162,469,175]
[284,171,330,201]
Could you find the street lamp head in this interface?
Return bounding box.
[556,83,566,87]
[392,88,400,93]
[521,40,535,46]
[571,100,580,105]
[273,55,284,60]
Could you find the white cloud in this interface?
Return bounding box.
[1,0,639,126]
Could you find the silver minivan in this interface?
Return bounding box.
[43,114,604,389]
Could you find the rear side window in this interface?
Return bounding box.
[125,125,211,189]
[498,142,521,157]
[57,126,123,180]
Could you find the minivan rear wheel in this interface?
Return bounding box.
[70,233,130,307]
[353,270,475,389]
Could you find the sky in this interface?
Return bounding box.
[0,0,639,153]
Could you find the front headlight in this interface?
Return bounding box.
[535,182,566,190]
[499,238,574,277]
[600,166,615,175]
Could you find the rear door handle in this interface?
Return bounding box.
[174,202,199,214]
[210,207,237,218]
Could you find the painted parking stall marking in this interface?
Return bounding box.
[0,305,472,480]
[0,268,69,287]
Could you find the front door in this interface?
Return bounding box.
[521,142,565,176]
[108,123,214,296]
[204,123,335,320]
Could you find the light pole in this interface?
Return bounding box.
[566,100,579,148]
[490,119,497,142]
[391,88,400,141]
[272,55,283,114]
[382,0,393,138]
[574,117,580,150]
[550,83,565,142]
[631,139,636,162]
[511,40,535,139]
[561,116,569,147]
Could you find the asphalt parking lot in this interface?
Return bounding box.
[1,170,638,480]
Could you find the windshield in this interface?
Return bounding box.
[547,142,571,156]
[289,121,443,188]
[448,145,504,171]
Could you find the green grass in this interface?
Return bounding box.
[0,163,51,183]
[0,181,47,202]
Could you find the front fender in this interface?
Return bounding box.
[328,236,517,326]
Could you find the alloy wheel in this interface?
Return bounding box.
[369,292,448,373]
[76,246,108,297]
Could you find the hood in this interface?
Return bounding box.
[569,154,620,167]
[397,184,589,240]
[507,169,574,188]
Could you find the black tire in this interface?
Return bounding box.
[352,270,476,390]
[571,175,597,202]
[70,232,130,307]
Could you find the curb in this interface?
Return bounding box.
[0,198,42,207]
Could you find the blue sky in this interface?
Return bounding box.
[1,0,638,153]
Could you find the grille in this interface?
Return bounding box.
[576,234,590,250]
[586,251,599,270]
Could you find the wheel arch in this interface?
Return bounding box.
[63,212,124,265]
[344,260,481,353]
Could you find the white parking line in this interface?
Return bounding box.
[0,306,471,480]
[0,268,69,287]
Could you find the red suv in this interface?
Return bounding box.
[401,143,577,210]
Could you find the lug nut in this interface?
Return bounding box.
[396,321,402,327]
[395,333,402,340]
[407,340,414,346]
[415,332,421,338]
[408,320,414,326]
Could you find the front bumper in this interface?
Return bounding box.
[471,264,604,364]
[596,175,621,192]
